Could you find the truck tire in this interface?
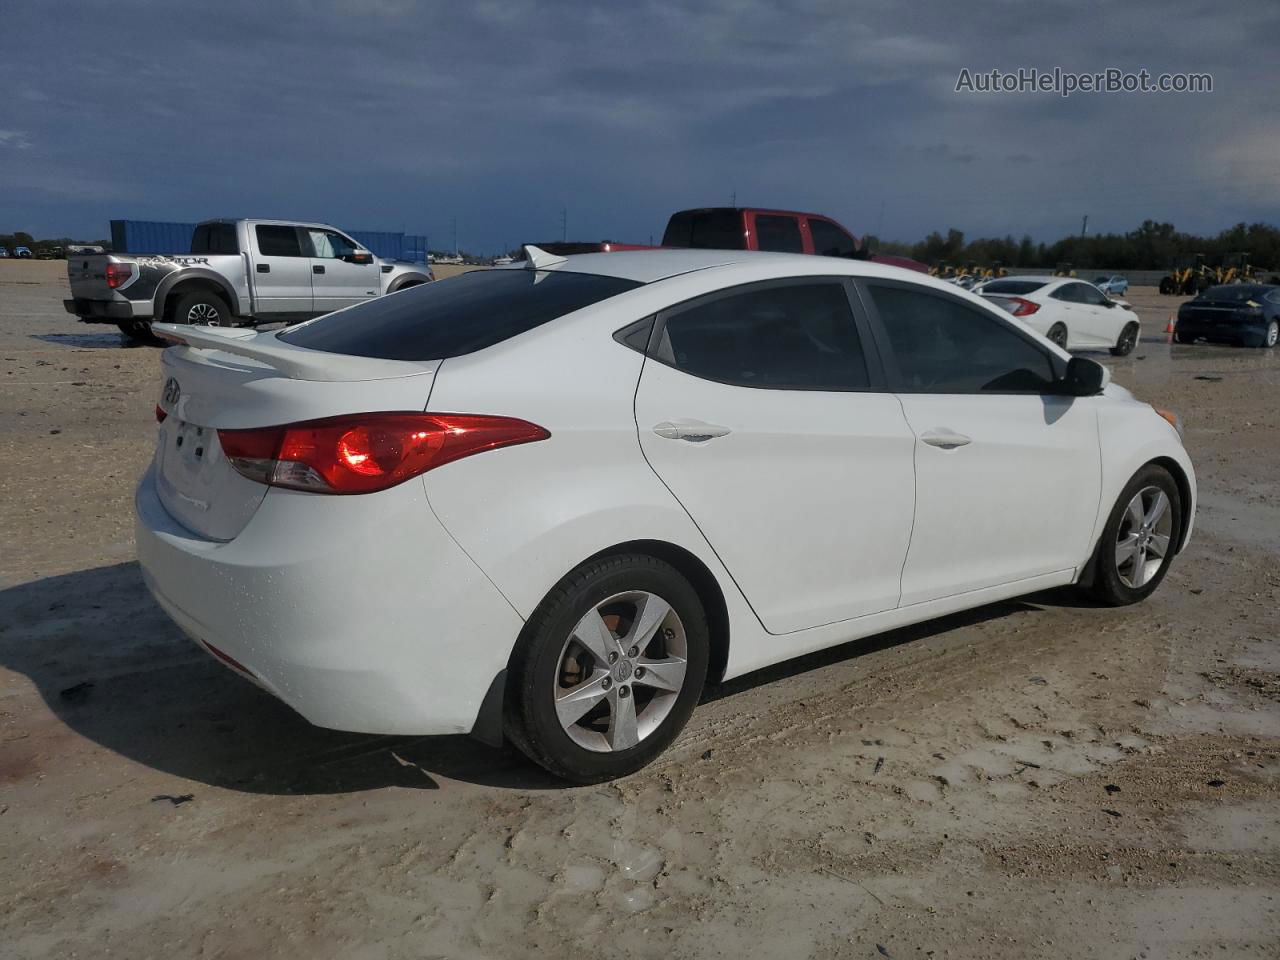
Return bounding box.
[171,289,232,327]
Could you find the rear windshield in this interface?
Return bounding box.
[278,268,642,360]
[1199,284,1269,302]
[979,279,1047,295]
[662,209,745,250]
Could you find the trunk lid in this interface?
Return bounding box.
[153,327,439,540]
[67,254,126,299]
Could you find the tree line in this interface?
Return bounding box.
[867,220,1280,271]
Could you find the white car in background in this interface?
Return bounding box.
[980,276,1141,356]
[136,248,1193,783]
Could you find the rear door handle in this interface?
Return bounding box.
[256,263,271,273]
[312,265,326,275]
[653,420,732,443]
[920,429,971,449]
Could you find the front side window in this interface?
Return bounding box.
[867,284,1056,394]
[279,268,640,360]
[305,229,358,259]
[808,218,856,258]
[255,224,304,258]
[656,281,869,390]
[754,215,804,254]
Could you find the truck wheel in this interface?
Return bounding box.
[171,290,232,326]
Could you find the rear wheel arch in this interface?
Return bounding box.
[526,539,732,686]
[160,277,236,322]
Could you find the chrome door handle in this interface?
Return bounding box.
[653,420,732,442]
[920,429,971,449]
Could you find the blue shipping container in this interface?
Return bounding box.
[111,220,198,254]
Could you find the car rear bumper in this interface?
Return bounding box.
[134,464,524,735]
[1176,318,1271,346]
[64,297,149,322]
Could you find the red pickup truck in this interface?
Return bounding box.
[525,207,927,272]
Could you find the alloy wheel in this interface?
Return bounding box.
[1114,485,1174,588]
[1048,325,1068,348]
[553,590,688,752]
[1266,321,1278,348]
[186,302,222,325]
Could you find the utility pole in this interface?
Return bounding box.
[1080,214,1088,237]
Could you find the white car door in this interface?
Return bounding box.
[304,228,380,314]
[861,280,1102,606]
[1072,281,1128,346]
[633,279,917,635]
[249,224,314,315]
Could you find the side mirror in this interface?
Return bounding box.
[344,251,374,265]
[1061,356,1108,396]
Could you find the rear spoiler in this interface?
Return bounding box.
[151,323,435,382]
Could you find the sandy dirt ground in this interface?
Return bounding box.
[1,258,1278,959]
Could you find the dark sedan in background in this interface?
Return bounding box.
[1177,284,1280,348]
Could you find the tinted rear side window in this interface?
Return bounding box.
[191,223,239,255]
[656,281,869,390]
[256,225,304,257]
[754,215,804,253]
[662,210,745,250]
[279,269,641,360]
[980,279,1047,295]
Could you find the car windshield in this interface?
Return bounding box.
[979,279,1047,295]
[1200,284,1270,302]
[278,268,642,360]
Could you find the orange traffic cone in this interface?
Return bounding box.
[1165,315,1176,342]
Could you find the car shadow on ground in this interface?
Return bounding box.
[1,562,1074,795]
[31,332,141,349]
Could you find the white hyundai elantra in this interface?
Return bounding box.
[137,248,1195,782]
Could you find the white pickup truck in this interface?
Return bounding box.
[64,218,434,340]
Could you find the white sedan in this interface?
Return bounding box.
[137,248,1194,782]
[979,276,1141,355]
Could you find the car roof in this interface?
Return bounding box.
[517,249,930,285]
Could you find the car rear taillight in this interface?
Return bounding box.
[155,404,167,423]
[1008,296,1040,317]
[217,412,550,494]
[105,262,134,289]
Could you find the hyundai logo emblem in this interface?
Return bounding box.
[162,377,181,406]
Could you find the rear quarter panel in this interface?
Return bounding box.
[418,276,769,665]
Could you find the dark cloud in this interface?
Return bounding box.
[1,0,1277,247]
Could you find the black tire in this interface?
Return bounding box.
[504,554,710,783]
[1173,330,1193,344]
[1087,464,1183,607]
[1110,321,1139,357]
[170,289,232,327]
[1158,277,1175,295]
[1261,319,1279,349]
[1047,323,1068,348]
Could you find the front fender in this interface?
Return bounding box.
[1093,399,1197,557]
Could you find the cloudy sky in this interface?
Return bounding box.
[2,0,1277,251]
